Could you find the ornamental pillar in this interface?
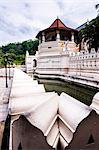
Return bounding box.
[71,32,74,42]
[39,36,41,44]
[42,32,45,43]
[56,30,60,41]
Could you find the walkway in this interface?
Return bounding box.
[0,68,13,148]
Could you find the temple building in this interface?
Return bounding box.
[26,18,79,75]
[35,18,79,75]
[26,18,99,81]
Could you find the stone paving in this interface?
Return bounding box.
[0,68,14,148]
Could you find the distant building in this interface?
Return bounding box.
[77,4,99,32]
[96,4,99,16]
[25,51,37,74]
[76,22,87,31]
[76,19,89,31]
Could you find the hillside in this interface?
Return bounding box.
[0,39,39,66]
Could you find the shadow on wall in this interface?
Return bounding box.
[11,111,99,150]
[12,115,54,150]
[1,115,11,150]
[66,111,99,150]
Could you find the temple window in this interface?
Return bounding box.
[18,142,22,150]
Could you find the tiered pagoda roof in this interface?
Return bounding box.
[36,18,78,38]
[49,18,76,31]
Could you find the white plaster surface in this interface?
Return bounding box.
[90,92,99,114]
[9,69,98,149]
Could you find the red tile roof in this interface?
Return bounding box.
[49,18,70,30]
[36,18,78,38]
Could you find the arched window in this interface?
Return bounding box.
[33,59,37,67]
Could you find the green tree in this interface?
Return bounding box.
[0,39,39,66]
[78,16,99,51]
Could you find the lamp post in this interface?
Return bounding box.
[4,55,8,88]
[8,58,11,80]
[8,61,11,80]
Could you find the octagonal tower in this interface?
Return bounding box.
[35,18,79,75]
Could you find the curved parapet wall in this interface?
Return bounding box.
[9,69,99,150]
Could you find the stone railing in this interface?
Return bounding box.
[69,48,99,69]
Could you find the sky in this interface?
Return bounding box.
[0,0,99,46]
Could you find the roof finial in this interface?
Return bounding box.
[87,19,89,25]
[57,16,59,19]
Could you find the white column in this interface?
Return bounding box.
[42,32,45,43]
[71,32,74,42]
[56,30,60,41]
[39,36,41,44]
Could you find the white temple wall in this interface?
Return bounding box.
[36,55,61,74]
[69,49,99,68]
[26,56,34,73]
[68,49,99,78]
[60,55,69,74]
[26,41,99,80]
[25,51,37,73]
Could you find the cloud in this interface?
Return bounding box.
[0,0,98,46]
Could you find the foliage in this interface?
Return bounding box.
[0,39,39,66]
[78,16,99,50]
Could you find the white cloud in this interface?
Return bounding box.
[0,0,98,46]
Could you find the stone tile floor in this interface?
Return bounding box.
[0,68,14,149]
